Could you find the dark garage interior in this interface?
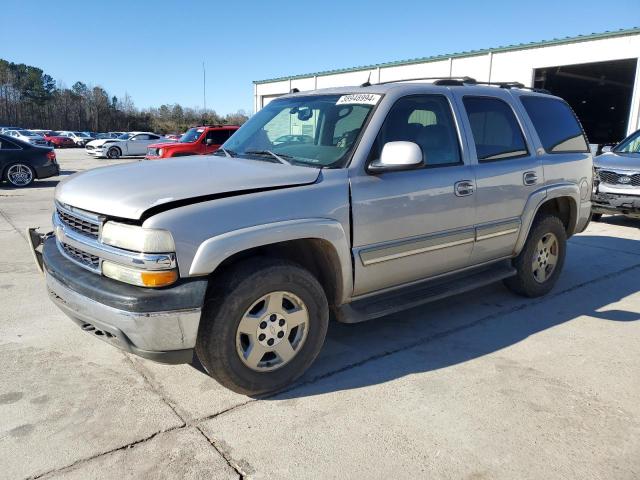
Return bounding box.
[534,58,638,145]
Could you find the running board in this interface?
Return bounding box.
[335,261,516,323]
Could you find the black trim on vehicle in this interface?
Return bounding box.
[43,237,208,313]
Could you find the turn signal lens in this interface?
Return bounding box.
[102,260,178,288]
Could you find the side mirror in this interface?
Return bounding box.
[368,141,424,173]
[205,138,214,146]
[601,145,612,154]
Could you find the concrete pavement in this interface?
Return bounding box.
[0,149,639,479]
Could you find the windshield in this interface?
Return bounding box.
[19,130,37,136]
[614,130,640,154]
[218,94,378,168]
[180,127,204,143]
[117,133,132,140]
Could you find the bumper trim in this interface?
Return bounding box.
[47,272,199,363]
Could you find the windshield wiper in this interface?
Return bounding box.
[216,147,237,157]
[244,149,293,165]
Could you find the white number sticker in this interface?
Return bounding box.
[336,94,381,106]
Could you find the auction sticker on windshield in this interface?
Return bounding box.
[336,94,381,106]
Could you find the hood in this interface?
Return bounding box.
[87,138,121,147]
[594,152,640,171]
[148,141,183,149]
[55,155,321,220]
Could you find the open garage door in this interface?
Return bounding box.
[534,58,637,145]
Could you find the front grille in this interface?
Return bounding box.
[147,148,158,156]
[57,208,100,238]
[598,170,640,187]
[61,242,100,269]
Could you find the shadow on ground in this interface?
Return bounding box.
[186,234,640,399]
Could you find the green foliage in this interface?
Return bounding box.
[0,59,248,133]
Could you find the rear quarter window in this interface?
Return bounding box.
[520,96,589,153]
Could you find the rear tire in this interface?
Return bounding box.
[4,163,35,187]
[504,215,566,298]
[196,258,329,395]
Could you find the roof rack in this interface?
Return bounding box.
[362,76,551,94]
[371,76,477,86]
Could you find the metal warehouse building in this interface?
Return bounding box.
[254,27,640,145]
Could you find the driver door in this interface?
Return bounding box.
[350,94,477,295]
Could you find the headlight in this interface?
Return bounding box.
[101,221,175,252]
[102,260,178,287]
[158,148,164,156]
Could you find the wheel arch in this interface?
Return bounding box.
[189,219,353,306]
[514,184,579,255]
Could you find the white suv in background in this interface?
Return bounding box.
[4,129,48,146]
[57,131,93,147]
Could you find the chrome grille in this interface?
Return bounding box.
[56,208,100,238]
[61,242,100,269]
[598,170,640,187]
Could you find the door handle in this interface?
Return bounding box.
[454,180,475,197]
[523,171,538,186]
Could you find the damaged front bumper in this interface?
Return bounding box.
[592,191,640,217]
[29,230,208,364]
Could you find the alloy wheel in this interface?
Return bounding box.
[6,164,34,187]
[236,291,309,372]
[531,232,559,283]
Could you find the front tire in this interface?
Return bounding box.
[504,215,566,298]
[196,259,329,395]
[106,147,121,159]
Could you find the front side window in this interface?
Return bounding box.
[614,130,640,154]
[463,96,528,161]
[219,94,377,168]
[370,94,462,167]
[520,96,589,153]
[180,128,205,143]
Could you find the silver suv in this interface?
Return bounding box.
[30,80,593,394]
[592,128,640,220]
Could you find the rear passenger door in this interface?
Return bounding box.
[350,94,477,295]
[456,93,542,264]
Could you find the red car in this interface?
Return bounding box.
[145,125,239,159]
[43,131,75,148]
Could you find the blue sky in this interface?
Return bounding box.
[1,0,638,115]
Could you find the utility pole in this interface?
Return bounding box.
[202,61,207,115]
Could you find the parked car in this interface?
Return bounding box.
[0,126,22,133]
[56,131,93,147]
[3,129,49,146]
[164,134,182,141]
[42,131,76,148]
[85,132,167,159]
[145,125,239,159]
[30,81,592,394]
[592,128,640,220]
[1,134,59,187]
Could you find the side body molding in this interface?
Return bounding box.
[513,182,580,255]
[189,218,353,303]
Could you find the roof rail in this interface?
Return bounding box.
[374,76,477,86]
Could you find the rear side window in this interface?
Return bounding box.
[206,130,231,144]
[0,138,21,150]
[520,96,589,153]
[463,96,528,161]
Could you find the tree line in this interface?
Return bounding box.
[0,59,248,134]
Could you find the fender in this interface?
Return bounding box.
[189,218,353,303]
[514,182,580,254]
